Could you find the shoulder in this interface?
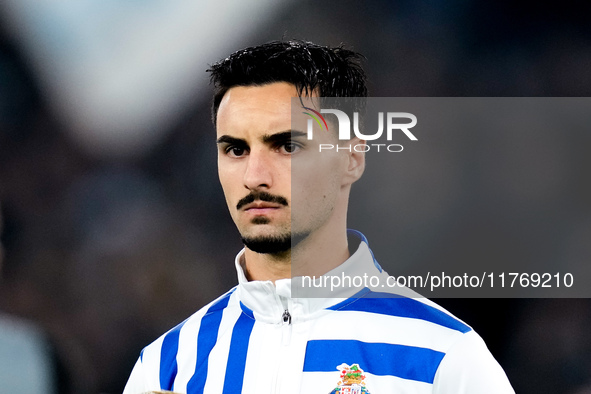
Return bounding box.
[433,329,515,392]
[320,290,474,375]
[145,286,240,353]
[137,287,240,369]
[327,289,472,337]
[123,287,240,393]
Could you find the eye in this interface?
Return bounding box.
[279,141,302,154]
[225,145,248,157]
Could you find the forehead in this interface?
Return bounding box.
[217,82,293,119]
[215,82,318,136]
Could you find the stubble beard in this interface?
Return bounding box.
[240,217,308,255]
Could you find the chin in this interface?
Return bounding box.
[241,233,292,254]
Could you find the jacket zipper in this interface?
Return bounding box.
[282,309,292,324]
[274,301,293,392]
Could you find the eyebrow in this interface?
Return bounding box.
[262,130,307,144]
[216,135,245,145]
[216,130,307,145]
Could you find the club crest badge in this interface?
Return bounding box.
[329,363,371,394]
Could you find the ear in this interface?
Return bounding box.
[342,137,366,186]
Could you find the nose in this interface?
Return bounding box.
[243,148,273,191]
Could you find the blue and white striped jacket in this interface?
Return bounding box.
[123,236,514,393]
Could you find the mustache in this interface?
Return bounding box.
[236,191,289,210]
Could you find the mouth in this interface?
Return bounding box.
[242,201,282,213]
[236,191,289,212]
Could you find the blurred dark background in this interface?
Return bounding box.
[1,1,590,393]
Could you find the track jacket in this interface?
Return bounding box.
[123,232,514,393]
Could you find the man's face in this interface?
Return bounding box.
[216,82,347,254]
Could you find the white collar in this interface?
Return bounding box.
[233,236,384,324]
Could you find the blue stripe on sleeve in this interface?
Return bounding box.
[222,311,256,394]
[159,320,186,390]
[303,339,445,384]
[327,292,471,333]
[186,290,235,393]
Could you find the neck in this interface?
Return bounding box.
[290,223,350,279]
[242,248,292,282]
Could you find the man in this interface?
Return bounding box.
[123,40,514,393]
